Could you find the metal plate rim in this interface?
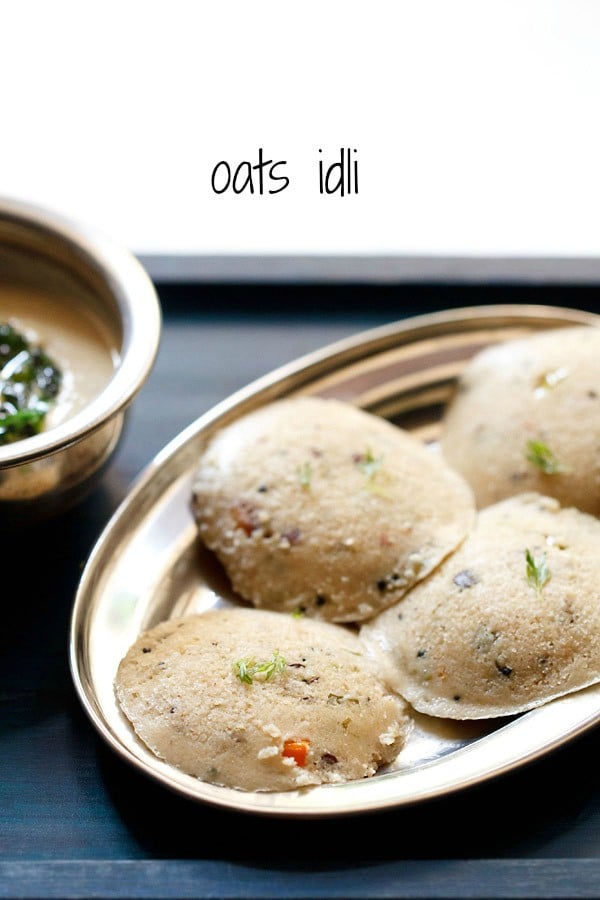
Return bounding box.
[69,302,600,818]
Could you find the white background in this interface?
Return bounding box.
[1,0,599,258]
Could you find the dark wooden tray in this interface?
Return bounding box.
[2,270,600,899]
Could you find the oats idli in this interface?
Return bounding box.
[360,493,600,720]
[115,607,410,792]
[191,396,475,623]
[440,325,600,515]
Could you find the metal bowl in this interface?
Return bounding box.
[0,195,161,526]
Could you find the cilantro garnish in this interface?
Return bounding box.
[297,461,313,489]
[525,440,570,475]
[525,548,550,599]
[233,651,287,684]
[355,447,383,480]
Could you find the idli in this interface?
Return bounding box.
[191,396,475,623]
[360,493,600,719]
[440,324,600,515]
[115,607,410,792]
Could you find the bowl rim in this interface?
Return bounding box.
[0,195,162,467]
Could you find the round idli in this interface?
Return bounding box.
[440,324,600,515]
[115,607,410,792]
[360,492,600,720]
[191,396,475,623]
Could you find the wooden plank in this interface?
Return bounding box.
[138,254,600,285]
[1,859,600,899]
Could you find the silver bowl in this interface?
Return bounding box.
[0,195,161,526]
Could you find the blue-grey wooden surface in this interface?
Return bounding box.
[2,286,600,900]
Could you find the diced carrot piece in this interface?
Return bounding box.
[231,501,259,536]
[282,739,310,767]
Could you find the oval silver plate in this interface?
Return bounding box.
[70,304,600,818]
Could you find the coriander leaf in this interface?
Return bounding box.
[233,651,286,684]
[297,461,312,489]
[0,407,46,442]
[525,548,550,598]
[354,447,383,480]
[233,658,254,684]
[0,322,62,445]
[253,651,286,680]
[525,439,570,475]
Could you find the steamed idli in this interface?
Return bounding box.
[115,607,410,792]
[440,324,600,515]
[360,493,600,719]
[191,396,475,623]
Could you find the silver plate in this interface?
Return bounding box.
[69,303,600,817]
